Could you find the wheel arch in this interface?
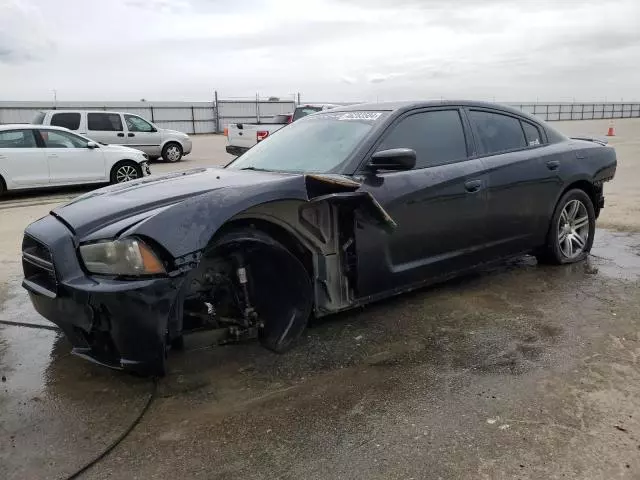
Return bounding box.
[109,159,142,181]
[161,139,183,151]
[212,216,314,277]
[558,178,602,218]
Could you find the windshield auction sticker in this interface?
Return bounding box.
[312,111,385,122]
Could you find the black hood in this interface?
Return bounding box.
[51,167,294,237]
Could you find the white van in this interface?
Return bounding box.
[33,110,192,162]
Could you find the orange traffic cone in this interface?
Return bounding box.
[606,120,615,136]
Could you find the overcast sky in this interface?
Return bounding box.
[1,0,639,102]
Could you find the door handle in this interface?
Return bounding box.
[48,154,58,158]
[464,179,483,193]
[546,160,560,170]
[128,133,135,137]
[117,132,125,137]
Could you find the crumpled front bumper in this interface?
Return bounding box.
[22,214,183,376]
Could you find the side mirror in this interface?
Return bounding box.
[368,148,416,171]
[87,141,98,149]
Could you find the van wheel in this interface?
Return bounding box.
[0,175,6,196]
[110,161,142,184]
[162,143,183,162]
[536,189,596,264]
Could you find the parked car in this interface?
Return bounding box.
[22,101,616,376]
[225,113,293,156]
[0,125,150,195]
[33,110,192,162]
[292,103,340,121]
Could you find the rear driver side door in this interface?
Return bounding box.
[356,108,491,296]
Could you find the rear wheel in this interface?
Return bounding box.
[536,189,595,264]
[162,142,183,162]
[0,175,6,196]
[110,161,141,184]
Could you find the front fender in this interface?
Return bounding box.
[125,174,395,259]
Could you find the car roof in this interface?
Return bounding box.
[38,110,131,115]
[0,124,75,132]
[296,104,340,108]
[331,100,542,122]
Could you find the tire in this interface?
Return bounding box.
[210,228,313,353]
[0,175,6,196]
[162,142,183,163]
[110,161,142,184]
[536,188,596,265]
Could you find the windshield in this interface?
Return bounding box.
[226,111,387,174]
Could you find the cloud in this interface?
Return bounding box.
[124,0,192,13]
[0,0,54,63]
[341,75,358,85]
[367,73,404,84]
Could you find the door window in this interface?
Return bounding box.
[521,121,543,147]
[50,112,81,130]
[88,113,123,131]
[377,110,468,169]
[40,130,89,148]
[468,110,527,155]
[125,115,154,132]
[0,130,37,148]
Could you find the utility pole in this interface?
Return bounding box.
[52,89,57,109]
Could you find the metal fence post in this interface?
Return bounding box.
[150,106,155,123]
[214,90,220,133]
[256,93,261,123]
[191,106,196,134]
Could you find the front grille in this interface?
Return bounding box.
[22,235,57,294]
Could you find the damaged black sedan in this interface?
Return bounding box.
[22,101,617,375]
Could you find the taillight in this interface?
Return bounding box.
[287,115,293,123]
[223,127,228,136]
[257,130,269,142]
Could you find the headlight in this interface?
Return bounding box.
[79,238,166,276]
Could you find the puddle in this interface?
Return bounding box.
[589,229,640,280]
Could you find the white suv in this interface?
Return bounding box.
[33,110,192,162]
[0,125,150,195]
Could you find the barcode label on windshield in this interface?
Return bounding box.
[337,112,382,121]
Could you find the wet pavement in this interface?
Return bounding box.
[1,229,640,479]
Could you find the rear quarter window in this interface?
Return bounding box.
[521,121,543,146]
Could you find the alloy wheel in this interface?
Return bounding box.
[557,199,590,259]
[115,165,139,183]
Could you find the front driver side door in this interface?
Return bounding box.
[124,114,162,158]
[355,108,491,297]
[37,129,106,184]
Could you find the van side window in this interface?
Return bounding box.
[125,115,154,132]
[88,113,123,132]
[50,112,81,131]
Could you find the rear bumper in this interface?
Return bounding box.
[226,145,249,157]
[22,215,183,376]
